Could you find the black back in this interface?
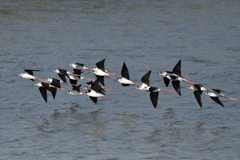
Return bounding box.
[141,70,151,86]
[24,69,40,76]
[121,62,130,80]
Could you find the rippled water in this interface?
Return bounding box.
[1,0,240,159]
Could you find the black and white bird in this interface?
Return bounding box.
[91,59,117,86]
[34,82,63,103]
[136,70,174,108]
[18,69,48,83]
[159,59,195,96]
[67,84,83,96]
[117,62,140,86]
[81,79,114,103]
[69,63,92,74]
[205,89,239,107]
[187,84,215,108]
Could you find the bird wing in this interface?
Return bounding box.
[95,75,104,86]
[91,79,101,92]
[58,69,70,78]
[210,97,224,107]
[52,79,61,88]
[39,87,47,103]
[90,97,98,103]
[163,77,170,87]
[172,81,181,96]
[24,69,40,75]
[194,91,203,108]
[57,74,67,83]
[121,62,130,80]
[75,63,84,66]
[96,59,105,71]
[172,59,181,77]
[141,70,151,86]
[150,92,159,108]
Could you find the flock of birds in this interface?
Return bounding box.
[18,59,239,108]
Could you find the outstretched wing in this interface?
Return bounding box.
[121,62,130,80]
[150,92,159,108]
[96,59,105,71]
[141,70,151,86]
[172,59,181,77]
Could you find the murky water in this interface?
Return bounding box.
[1,0,240,159]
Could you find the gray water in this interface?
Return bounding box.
[1,0,240,159]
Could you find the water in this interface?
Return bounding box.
[1,0,240,159]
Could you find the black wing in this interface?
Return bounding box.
[73,69,83,78]
[51,79,61,88]
[39,87,47,103]
[194,84,202,91]
[75,63,84,66]
[96,59,105,71]
[57,74,67,83]
[91,79,100,92]
[90,97,98,103]
[172,59,181,77]
[150,92,159,108]
[141,70,151,86]
[24,69,40,76]
[163,77,170,87]
[95,75,104,86]
[121,62,130,80]
[212,89,224,93]
[70,79,78,86]
[51,88,57,100]
[58,69,70,78]
[210,97,224,107]
[193,91,203,108]
[172,81,181,96]
[72,84,81,92]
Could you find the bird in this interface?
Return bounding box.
[53,69,70,83]
[95,58,117,76]
[205,89,239,107]
[83,81,113,93]
[69,63,92,74]
[187,84,215,108]
[117,62,141,86]
[53,69,95,85]
[18,69,48,83]
[81,79,114,103]
[159,59,195,96]
[67,84,83,96]
[34,82,64,103]
[136,70,174,108]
